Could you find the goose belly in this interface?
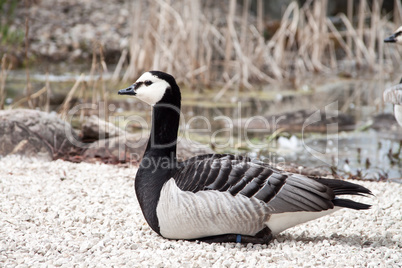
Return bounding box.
[266,208,340,235]
[156,179,271,240]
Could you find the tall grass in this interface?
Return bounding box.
[122,0,402,89]
[2,0,402,113]
[0,54,12,109]
[59,42,110,120]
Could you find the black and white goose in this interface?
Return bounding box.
[118,71,371,244]
[384,26,402,126]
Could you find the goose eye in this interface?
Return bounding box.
[144,80,153,86]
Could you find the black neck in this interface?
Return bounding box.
[144,100,181,161]
[135,83,181,235]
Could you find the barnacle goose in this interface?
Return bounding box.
[384,26,402,126]
[118,71,371,244]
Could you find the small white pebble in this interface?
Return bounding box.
[0,155,400,267]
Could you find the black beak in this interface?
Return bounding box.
[384,34,396,43]
[118,84,136,96]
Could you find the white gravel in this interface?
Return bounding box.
[0,156,400,267]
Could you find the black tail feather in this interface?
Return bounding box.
[333,198,371,210]
[312,178,373,196]
[311,178,372,210]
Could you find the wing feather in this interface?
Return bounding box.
[239,168,273,197]
[174,155,287,204]
[267,175,335,212]
[253,172,287,202]
[207,159,232,190]
[173,154,370,214]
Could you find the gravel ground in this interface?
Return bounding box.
[0,156,400,267]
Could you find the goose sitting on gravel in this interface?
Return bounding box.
[118,71,371,244]
[384,26,402,126]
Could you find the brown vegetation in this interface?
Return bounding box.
[1,0,402,111]
[122,0,402,89]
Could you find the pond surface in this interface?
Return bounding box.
[4,66,402,180]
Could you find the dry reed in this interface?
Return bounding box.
[45,72,51,113]
[58,42,111,120]
[121,0,402,90]
[0,55,12,109]
[2,0,402,114]
[59,73,84,119]
[24,14,33,108]
[11,85,47,108]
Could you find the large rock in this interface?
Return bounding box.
[83,133,215,163]
[81,115,215,163]
[0,109,78,160]
[0,109,214,162]
[81,115,126,141]
[83,133,146,163]
[0,120,53,160]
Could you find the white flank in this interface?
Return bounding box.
[135,72,170,106]
[156,179,346,239]
[156,179,270,239]
[266,208,341,235]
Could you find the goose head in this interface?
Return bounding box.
[384,26,402,44]
[118,71,180,106]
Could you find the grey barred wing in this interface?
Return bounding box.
[173,154,288,204]
[173,154,343,213]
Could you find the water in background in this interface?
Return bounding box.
[4,69,402,180]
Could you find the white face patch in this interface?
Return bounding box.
[394,26,402,44]
[133,72,170,106]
